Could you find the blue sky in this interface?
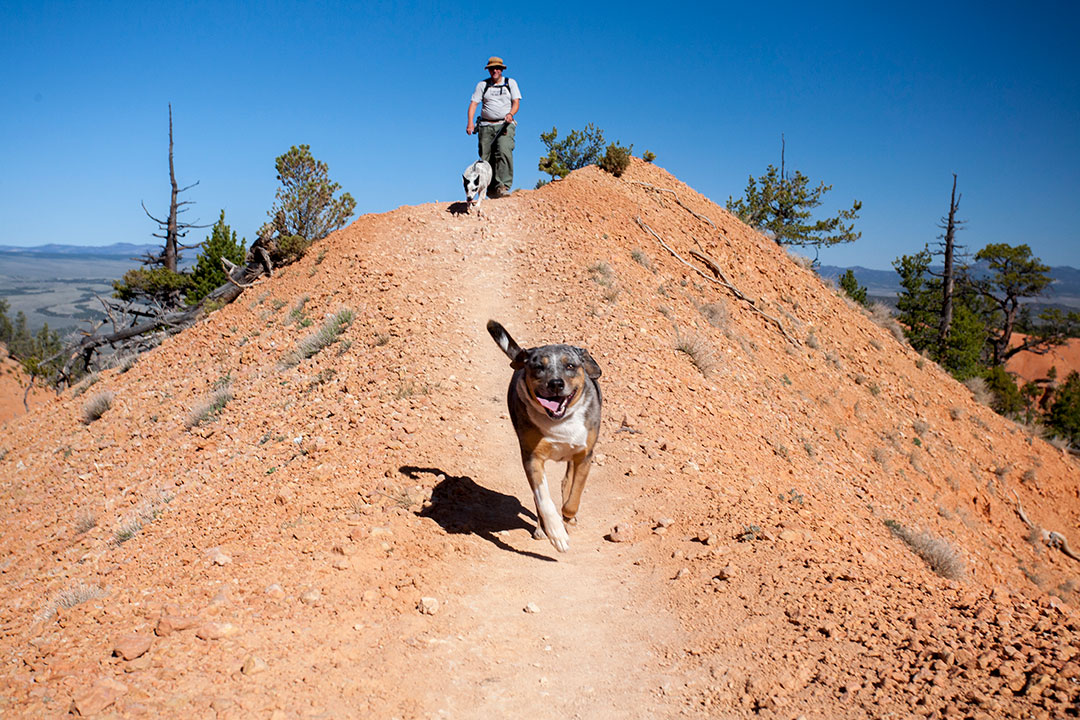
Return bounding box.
[1,1,1078,271]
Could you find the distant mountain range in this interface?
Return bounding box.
[0,242,161,260]
[818,263,1080,311]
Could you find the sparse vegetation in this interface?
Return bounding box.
[187,387,233,429]
[70,372,100,398]
[698,302,728,329]
[675,328,715,377]
[631,249,654,271]
[727,138,861,251]
[884,519,965,579]
[38,583,107,622]
[81,391,114,424]
[114,490,172,544]
[73,511,97,535]
[642,150,656,163]
[839,269,869,306]
[737,524,764,542]
[280,308,355,368]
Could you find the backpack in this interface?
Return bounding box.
[483,77,513,98]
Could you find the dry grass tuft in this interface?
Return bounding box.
[38,583,107,622]
[868,302,905,343]
[675,329,716,377]
[187,388,233,429]
[963,377,994,407]
[281,308,355,368]
[884,520,965,580]
[698,301,729,329]
[81,391,114,424]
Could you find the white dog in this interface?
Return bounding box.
[462,159,493,214]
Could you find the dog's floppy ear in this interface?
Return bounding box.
[577,348,602,379]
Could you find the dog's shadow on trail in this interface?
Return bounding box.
[445,201,470,216]
[402,465,555,562]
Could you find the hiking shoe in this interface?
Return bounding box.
[489,185,510,198]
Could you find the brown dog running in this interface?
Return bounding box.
[487,320,602,553]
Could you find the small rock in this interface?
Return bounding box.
[195,622,240,641]
[71,677,127,716]
[300,589,321,605]
[716,565,735,581]
[241,655,269,676]
[606,524,635,543]
[778,530,801,543]
[156,613,200,637]
[208,548,232,566]
[265,584,286,599]
[418,597,440,615]
[274,486,294,505]
[524,602,541,614]
[655,517,675,529]
[112,633,152,661]
[332,556,350,570]
[675,568,690,580]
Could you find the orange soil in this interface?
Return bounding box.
[0,161,1077,719]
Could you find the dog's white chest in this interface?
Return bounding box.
[542,412,589,461]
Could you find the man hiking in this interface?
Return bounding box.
[466,56,521,198]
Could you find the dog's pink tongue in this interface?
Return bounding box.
[538,397,561,413]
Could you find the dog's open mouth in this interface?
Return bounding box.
[535,390,576,418]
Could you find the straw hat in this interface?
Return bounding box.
[485,56,506,70]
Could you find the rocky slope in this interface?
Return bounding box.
[0,160,1077,718]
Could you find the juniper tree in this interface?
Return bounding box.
[185,210,247,305]
[972,243,1064,366]
[727,138,861,256]
[839,269,868,306]
[260,145,356,246]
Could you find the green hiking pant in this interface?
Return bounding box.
[477,122,515,193]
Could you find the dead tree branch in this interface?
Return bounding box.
[1012,489,1080,562]
[634,217,799,345]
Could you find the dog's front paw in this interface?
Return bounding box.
[533,525,547,541]
[548,529,570,553]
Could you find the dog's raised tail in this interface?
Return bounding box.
[487,320,522,362]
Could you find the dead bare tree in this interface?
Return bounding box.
[936,174,966,357]
[140,103,208,272]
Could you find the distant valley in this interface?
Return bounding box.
[817,263,1080,312]
[0,244,193,336]
[0,244,1076,340]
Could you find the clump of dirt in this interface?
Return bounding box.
[0,160,1076,718]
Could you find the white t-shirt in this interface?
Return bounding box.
[471,78,521,124]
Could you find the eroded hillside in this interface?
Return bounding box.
[1,160,1077,718]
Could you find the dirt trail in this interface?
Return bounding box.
[0,161,1077,719]
[404,204,682,718]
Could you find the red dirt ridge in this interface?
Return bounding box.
[1,160,1078,718]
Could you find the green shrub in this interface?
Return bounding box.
[982,365,1023,416]
[277,235,311,263]
[186,210,246,305]
[538,124,605,180]
[598,142,633,177]
[642,150,656,163]
[839,269,868,306]
[1047,371,1080,446]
